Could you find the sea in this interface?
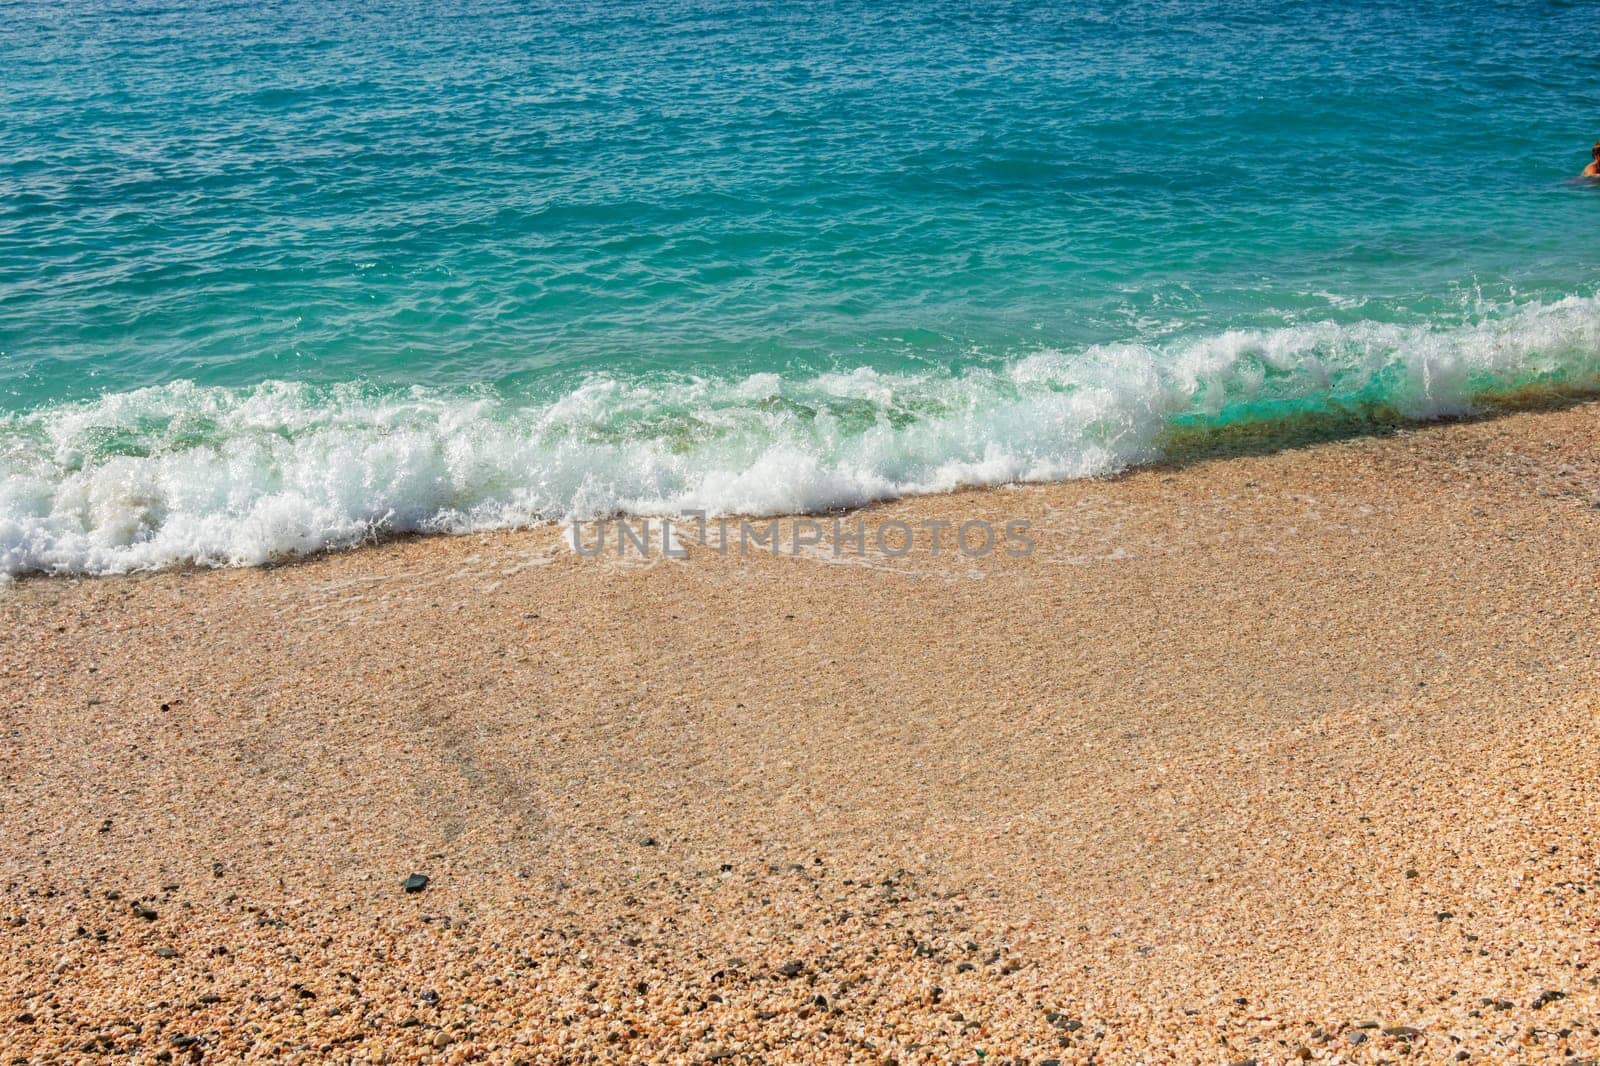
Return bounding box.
[4,0,1600,573]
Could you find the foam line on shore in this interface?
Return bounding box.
[3,293,1599,574]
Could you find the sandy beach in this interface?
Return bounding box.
[4,401,1600,1064]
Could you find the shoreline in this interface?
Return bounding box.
[4,401,1600,1062]
[9,381,1600,586]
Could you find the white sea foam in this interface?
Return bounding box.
[3,295,1598,574]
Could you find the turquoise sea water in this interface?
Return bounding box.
[4,0,1600,572]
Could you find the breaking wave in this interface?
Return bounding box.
[4,293,1599,574]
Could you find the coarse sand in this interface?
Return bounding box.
[3,402,1600,1064]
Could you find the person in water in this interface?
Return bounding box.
[1586,141,1600,178]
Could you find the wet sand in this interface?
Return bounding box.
[3,402,1600,1064]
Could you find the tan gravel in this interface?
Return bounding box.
[4,402,1600,1064]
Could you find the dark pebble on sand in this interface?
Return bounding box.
[15,1012,34,1024]
[1349,1032,1368,1045]
[1383,1026,1421,1038]
[775,960,804,978]
[640,837,657,847]
[402,873,429,894]
[153,945,178,958]
[132,903,157,921]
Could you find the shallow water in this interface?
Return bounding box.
[4,0,1600,572]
